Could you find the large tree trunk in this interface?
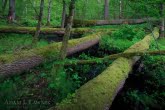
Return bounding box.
[0,32,103,80]
[0,26,100,35]
[32,0,44,45]
[8,0,15,22]
[49,28,159,110]
[46,0,52,26]
[73,18,159,27]
[61,0,66,28]
[104,0,109,20]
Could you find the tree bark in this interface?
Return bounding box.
[61,0,66,28]
[46,0,52,26]
[8,0,15,22]
[0,32,103,80]
[32,0,44,45]
[104,0,109,20]
[49,28,159,110]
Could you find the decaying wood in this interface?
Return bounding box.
[49,27,159,110]
[0,32,103,79]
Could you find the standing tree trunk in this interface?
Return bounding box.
[59,0,75,60]
[32,0,44,45]
[46,0,52,26]
[8,0,15,22]
[104,0,109,20]
[119,0,123,19]
[61,0,66,28]
[51,0,75,82]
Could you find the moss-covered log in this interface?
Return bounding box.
[0,32,104,79]
[62,50,165,65]
[0,26,91,35]
[0,26,95,35]
[73,18,159,27]
[49,27,159,110]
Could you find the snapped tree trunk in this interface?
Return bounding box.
[0,32,103,80]
[32,0,44,45]
[49,28,159,110]
[46,0,52,26]
[61,0,66,28]
[104,0,109,20]
[8,0,15,22]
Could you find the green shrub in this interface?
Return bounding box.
[111,25,145,40]
[100,36,134,52]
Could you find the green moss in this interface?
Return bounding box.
[0,32,102,64]
[53,57,132,110]
[52,28,159,110]
[73,19,97,27]
[125,28,159,53]
[0,26,95,34]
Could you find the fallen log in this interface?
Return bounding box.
[73,18,159,27]
[0,32,104,79]
[0,26,91,35]
[0,26,115,35]
[61,50,165,65]
[49,27,159,110]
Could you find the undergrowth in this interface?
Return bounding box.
[0,50,110,110]
[0,33,48,55]
[0,24,163,110]
[100,25,145,52]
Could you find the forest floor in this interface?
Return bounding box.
[0,23,165,110]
